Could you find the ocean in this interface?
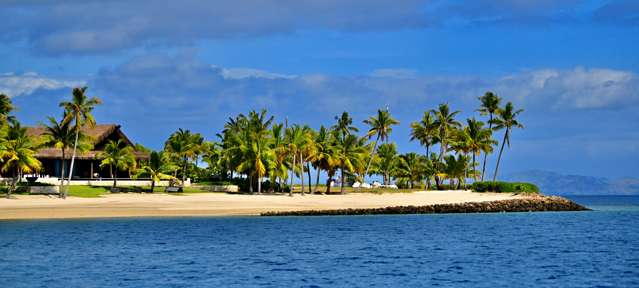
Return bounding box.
[1,195,638,287]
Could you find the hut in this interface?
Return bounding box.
[26,124,150,179]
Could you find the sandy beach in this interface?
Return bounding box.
[0,191,524,220]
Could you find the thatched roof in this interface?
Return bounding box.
[26,124,150,160]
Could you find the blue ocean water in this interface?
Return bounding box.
[1,196,638,287]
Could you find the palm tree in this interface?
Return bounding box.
[363,109,399,182]
[333,133,367,194]
[134,151,173,192]
[394,152,427,189]
[164,129,203,184]
[0,122,42,198]
[39,115,91,191]
[477,91,502,181]
[285,124,312,195]
[332,111,359,138]
[0,94,16,126]
[99,139,136,188]
[373,143,397,185]
[491,102,524,181]
[311,126,336,193]
[59,87,101,197]
[236,133,274,194]
[443,154,470,189]
[431,103,461,161]
[463,118,497,180]
[410,111,437,156]
[269,123,289,192]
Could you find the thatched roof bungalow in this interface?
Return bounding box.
[26,124,149,179]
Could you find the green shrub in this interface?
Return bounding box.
[471,181,539,194]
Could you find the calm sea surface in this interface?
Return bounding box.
[1,196,638,287]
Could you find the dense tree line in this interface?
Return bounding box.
[1,87,524,197]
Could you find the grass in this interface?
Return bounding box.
[290,185,424,194]
[67,186,110,198]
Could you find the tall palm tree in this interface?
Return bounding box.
[285,124,312,195]
[0,122,42,198]
[363,109,399,182]
[59,87,101,197]
[333,133,367,194]
[431,103,461,161]
[477,91,502,181]
[410,111,437,156]
[40,115,91,190]
[99,139,136,188]
[134,151,173,192]
[491,102,524,182]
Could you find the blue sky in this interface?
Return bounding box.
[0,0,638,178]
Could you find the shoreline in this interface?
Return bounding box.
[0,190,533,220]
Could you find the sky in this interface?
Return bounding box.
[0,0,638,178]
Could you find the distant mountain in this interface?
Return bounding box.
[503,170,639,195]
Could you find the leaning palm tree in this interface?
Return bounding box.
[134,151,173,192]
[59,87,101,197]
[363,109,399,182]
[0,122,42,198]
[491,102,524,182]
[39,115,92,192]
[410,110,437,156]
[431,103,461,161]
[477,91,502,181]
[99,139,136,188]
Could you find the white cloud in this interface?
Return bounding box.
[216,66,297,80]
[495,67,639,109]
[0,72,84,97]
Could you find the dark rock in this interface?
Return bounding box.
[260,196,590,216]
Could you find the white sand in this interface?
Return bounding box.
[0,191,523,220]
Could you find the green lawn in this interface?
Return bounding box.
[67,186,110,198]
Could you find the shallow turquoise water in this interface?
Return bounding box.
[1,196,638,287]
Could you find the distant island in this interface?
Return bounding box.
[504,170,639,195]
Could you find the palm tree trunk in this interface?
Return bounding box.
[8,169,18,198]
[182,156,187,184]
[493,129,508,182]
[65,129,80,198]
[111,165,116,188]
[481,113,493,181]
[326,171,334,194]
[151,180,155,193]
[290,154,296,196]
[299,152,305,196]
[314,166,321,194]
[257,175,262,194]
[364,134,380,182]
[340,165,345,194]
[249,175,253,193]
[306,162,312,194]
[472,153,477,181]
[60,148,66,197]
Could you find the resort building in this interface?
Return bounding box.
[26,124,150,179]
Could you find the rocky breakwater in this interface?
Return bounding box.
[261,196,590,216]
